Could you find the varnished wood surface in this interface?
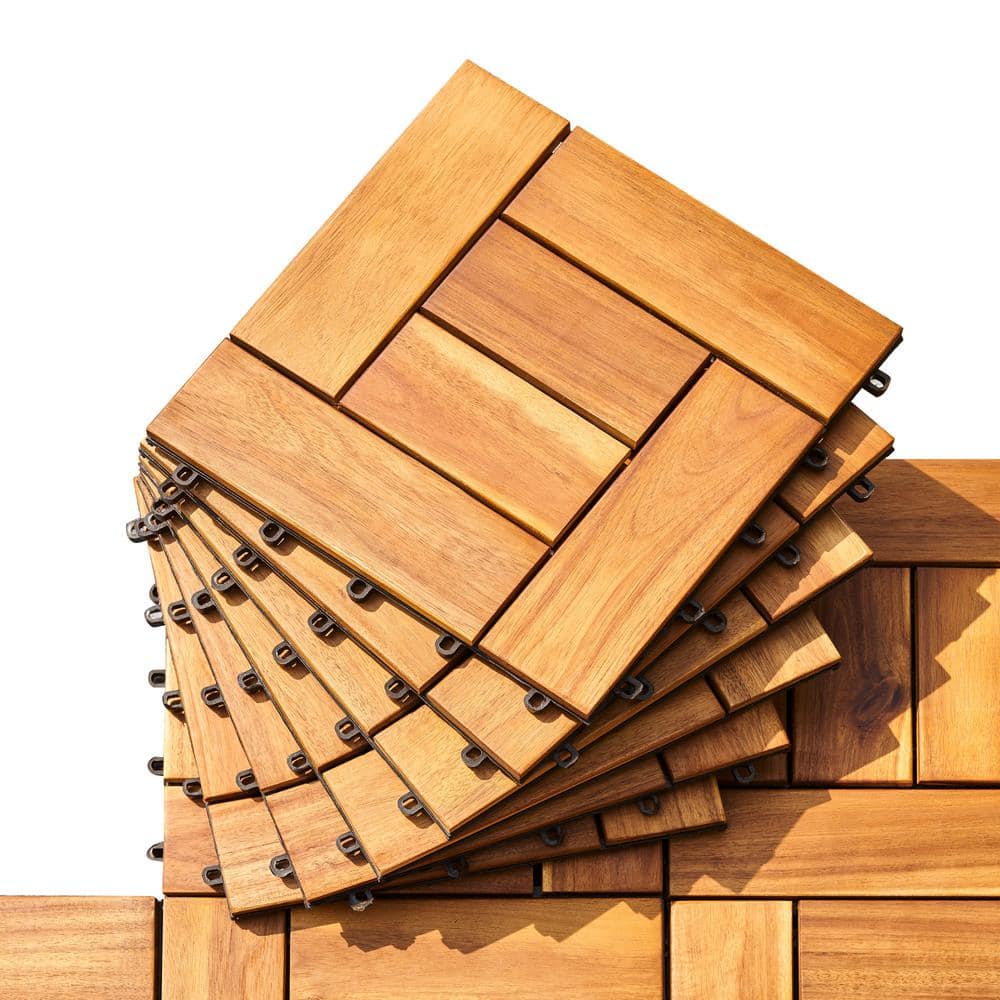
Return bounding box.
[424,219,709,447]
[342,313,628,542]
[0,896,156,999]
[163,785,221,896]
[148,340,547,642]
[505,128,901,421]
[484,361,820,718]
[798,900,1000,999]
[231,61,568,401]
[542,842,662,894]
[393,867,535,896]
[671,901,793,1000]
[161,897,285,1000]
[600,776,725,847]
[162,642,198,782]
[290,898,662,999]
[917,567,1000,783]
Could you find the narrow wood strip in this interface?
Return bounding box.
[390,867,535,896]
[163,785,221,897]
[600,776,725,847]
[162,641,198,782]
[542,841,663,893]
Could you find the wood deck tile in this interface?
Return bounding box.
[542,841,663,894]
[162,785,221,897]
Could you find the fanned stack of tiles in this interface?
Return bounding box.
[130,62,901,917]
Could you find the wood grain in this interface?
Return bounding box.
[162,641,198,782]
[342,313,628,542]
[163,784,221,896]
[290,898,662,1000]
[798,900,1000,999]
[148,339,547,641]
[542,841,662,893]
[669,788,1000,896]
[484,361,820,718]
[0,897,156,1000]
[917,567,1000,783]
[391,867,535,896]
[424,219,708,447]
[505,128,901,421]
[162,897,285,1000]
[599,776,725,846]
[722,693,789,785]
[232,61,568,401]
[794,568,913,784]
[671,901,793,1000]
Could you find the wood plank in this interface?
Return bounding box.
[708,609,840,711]
[779,404,894,520]
[162,897,285,1000]
[720,694,789,786]
[542,841,662,893]
[342,314,628,542]
[670,901,793,1000]
[669,788,1000,896]
[744,508,871,621]
[424,219,709,447]
[163,784,221,896]
[0,897,156,1000]
[232,61,568,401]
[836,459,1000,565]
[794,568,913,784]
[162,641,198,782]
[484,362,820,717]
[599,776,725,847]
[454,817,602,877]
[798,900,1000,999]
[289,898,662,999]
[391,867,535,895]
[148,340,547,642]
[505,128,901,421]
[917,567,1000,783]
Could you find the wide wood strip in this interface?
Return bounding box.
[162,897,285,1000]
[917,567,1000,783]
[0,897,156,1000]
[484,362,820,718]
[543,841,663,893]
[290,898,662,1000]
[671,901,793,1000]
[148,340,547,641]
[424,219,709,447]
[505,128,901,421]
[342,313,628,542]
[162,785,221,896]
[798,900,1000,999]
[162,642,198,782]
[599,776,725,847]
[794,568,913,784]
[836,459,1000,564]
[232,61,568,401]
[670,789,1000,896]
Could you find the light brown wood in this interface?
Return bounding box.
[671,901,793,1000]
[798,900,1000,999]
[779,404,894,520]
[0,896,156,999]
[148,340,547,641]
[162,897,285,1000]
[290,898,662,999]
[670,788,1000,896]
[744,508,871,621]
[484,362,820,717]
[454,816,602,876]
[794,568,913,784]
[724,693,789,785]
[163,784,221,896]
[506,128,901,421]
[708,609,840,711]
[392,867,535,895]
[232,61,568,401]
[836,459,1000,564]
[162,641,198,782]
[207,795,303,913]
[542,841,662,893]
[424,219,709,447]
[343,313,628,542]
[599,776,725,846]
[917,567,1000,783]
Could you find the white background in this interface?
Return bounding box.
[0,2,996,896]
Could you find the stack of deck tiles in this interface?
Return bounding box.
[130,62,902,918]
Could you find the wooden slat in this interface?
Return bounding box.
[232,61,568,400]
[162,897,285,1000]
[505,128,901,421]
[424,219,709,447]
[392,867,535,895]
[798,900,1000,999]
[163,785,221,896]
[289,898,662,999]
[342,314,628,542]
[721,694,789,786]
[0,897,156,1000]
[917,567,1000,783]
[794,568,912,784]
[162,642,198,782]
[671,901,793,1000]
[148,340,547,642]
[670,789,1000,896]
[836,459,1000,565]
[744,508,871,621]
[599,776,725,847]
[779,404,894,520]
[484,362,820,717]
[542,841,662,893]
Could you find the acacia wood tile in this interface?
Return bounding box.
[391,867,535,895]
[599,776,725,846]
[542,841,663,893]
[162,641,198,782]
[162,784,221,896]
